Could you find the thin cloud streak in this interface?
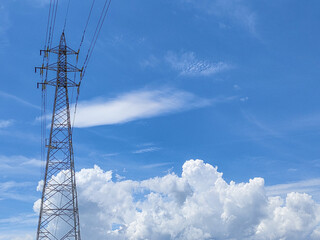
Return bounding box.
[266,178,320,201]
[0,90,40,110]
[0,181,36,202]
[183,0,257,35]
[141,162,173,169]
[0,155,43,176]
[73,89,212,128]
[0,120,13,128]
[0,3,10,48]
[133,147,161,154]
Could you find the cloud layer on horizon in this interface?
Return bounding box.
[34,159,320,240]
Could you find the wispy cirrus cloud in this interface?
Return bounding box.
[0,213,36,240]
[133,147,161,154]
[284,112,320,131]
[141,162,173,169]
[0,231,34,240]
[0,181,35,202]
[165,52,230,77]
[0,90,40,110]
[73,88,212,128]
[140,55,159,68]
[0,4,10,48]
[0,155,43,175]
[0,120,13,128]
[266,178,320,201]
[183,0,257,35]
[30,0,50,7]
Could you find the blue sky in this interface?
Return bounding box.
[1,0,320,239]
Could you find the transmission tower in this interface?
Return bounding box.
[35,32,82,240]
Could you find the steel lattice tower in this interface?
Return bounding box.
[36,32,82,240]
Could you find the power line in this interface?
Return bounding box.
[72,0,112,129]
[49,0,59,48]
[37,0,113,237]
[63,0,72,32]
[78,0,96,51]
[40,0,59,167]
[81,0,112,78]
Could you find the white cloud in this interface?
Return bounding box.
[0,155,42,169]
[0,233,34,240]
[21,159,44,167]
[0,213,35,240]
[0,3,10,48]
[233,84,241,90]
[73,89,211,128]
[183,0,257,34]
[240,96,248,102]
[266,178,320,201]
[0,119,13,128]
[141,162,173,169]
[166,52,230,77]
[241,111,281,139]
[0,213,37,225]
[0,181,35,202]
[0,155,44,177]
[34,159,320,239]
[256,193,320,239]
[30,0,51,7]
[140,55,159,68]
[0,90,40,109]
[133,147,161,154]
[284,112,320,131]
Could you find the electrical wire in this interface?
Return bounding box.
[71,0,112,130]
[40,0,57,168]
[81,0,112,78]
[41,0,113,150]
[78,0,96,51]
[63,0,71,32]
[49,0,59,48]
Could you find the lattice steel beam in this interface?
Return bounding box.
[36,32,81,240]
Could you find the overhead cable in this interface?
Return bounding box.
[78,0,96,52]
[71,0,112,129]
[81,0,112,79]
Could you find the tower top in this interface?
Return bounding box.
[60,32,66,47]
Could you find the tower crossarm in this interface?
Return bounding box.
[36,62,82,73]
[41,46,79,56]
[41,77,79,88]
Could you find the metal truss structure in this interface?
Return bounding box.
[35,32,82,240]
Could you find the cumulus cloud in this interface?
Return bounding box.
[34,159,320,239]
[166,52,230,77]
[73,89,210,128]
